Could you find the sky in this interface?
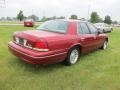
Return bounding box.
[0,0,120,21]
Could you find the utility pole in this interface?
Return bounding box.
[87,0,93,20]
[87,4,91,20]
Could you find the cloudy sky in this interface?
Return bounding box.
[0,0,120,20]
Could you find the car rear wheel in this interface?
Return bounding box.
[101,41,108,50]
[64,47,80,65]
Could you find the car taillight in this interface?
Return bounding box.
[33,39,49,52]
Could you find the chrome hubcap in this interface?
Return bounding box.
[70,49,79,64]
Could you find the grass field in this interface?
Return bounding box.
[0,26,120,90]
[0,21,42,25]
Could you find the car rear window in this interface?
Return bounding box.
[37,20,69,33]
[25,19,33,22]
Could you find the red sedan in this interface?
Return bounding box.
[8,20,108,65]
[24,19,34,27]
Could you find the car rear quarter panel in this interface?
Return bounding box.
[44,22,81,54]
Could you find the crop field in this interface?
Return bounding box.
[0,26,120,90]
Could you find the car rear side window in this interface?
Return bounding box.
[78,22,90,34]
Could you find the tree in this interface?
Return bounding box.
[51,16,57,20]
[90,12,102,23]
[70,15,78,19]
[104,15,112,24]
[40,16,48,22]
[0,17,5,21]
[13,17,17,21]
[17,10,24,21]
[28,14,39,21]
[57,16,65,19]
[6,17,12,21]
[112,21,118,25]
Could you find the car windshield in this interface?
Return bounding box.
[37,20,69,33]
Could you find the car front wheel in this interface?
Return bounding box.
[64,47,80,65]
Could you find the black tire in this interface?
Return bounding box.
[110,28,112,32]
[100,40,108,50]
[64,47,80,66]
[111,28,113,31]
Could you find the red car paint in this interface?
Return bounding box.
[8,20,108,65]
[24,19,34,27]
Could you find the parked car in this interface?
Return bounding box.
[94,23,113,33]
[8,20,108,65]
[113,24,120,27]
[24,19,34,27]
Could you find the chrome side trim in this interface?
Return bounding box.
[8,45,67,59]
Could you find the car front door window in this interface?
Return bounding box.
[87,23,98,34]
[77,22,96,53]
[87,23,104,49]
[79,23,90,34]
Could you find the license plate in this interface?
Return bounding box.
[27,23,30,25]
[19,38,24,45]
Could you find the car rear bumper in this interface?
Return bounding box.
[24,22,34,27]
[8,41,67,65]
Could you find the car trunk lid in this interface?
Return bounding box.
[13,30,64,51]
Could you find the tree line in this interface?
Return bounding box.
[90,12,112,24]
[16,10,65,22]
[16,10,114,24]
[0,10,117,25]
[68,12,113,24]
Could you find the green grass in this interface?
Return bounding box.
[0,21,42,25]
[0,21,22,24]
[0,26,120,90]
